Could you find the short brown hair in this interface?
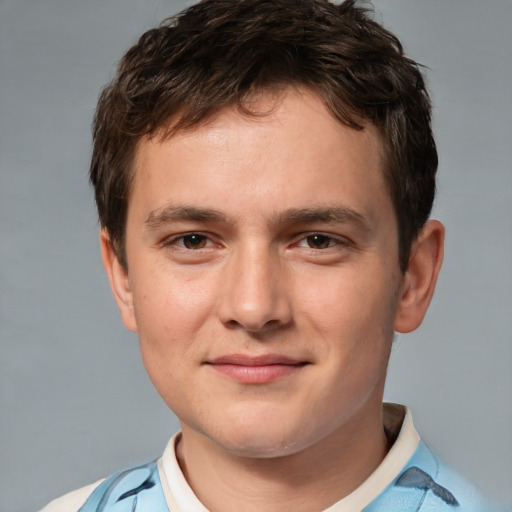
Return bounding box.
[91,0,437,271]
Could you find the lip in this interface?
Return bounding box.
[205,354,309,384]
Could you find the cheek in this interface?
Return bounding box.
[129,269,220,399]
[131,270,214,407]
[132,265,216,339]
[296,265,399,353]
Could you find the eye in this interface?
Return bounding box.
[168,233,213,250]
[182,234,207,249]
[297,234,344,249]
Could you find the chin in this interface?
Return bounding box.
[214,431,305,459]
[204,410,318,459]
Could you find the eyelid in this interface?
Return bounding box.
[294,232,351,249]
[160,230,351,250]
[163,232,219,249]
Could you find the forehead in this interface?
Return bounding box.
[130,87,390,225]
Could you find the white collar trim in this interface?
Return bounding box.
[324,404,419,511]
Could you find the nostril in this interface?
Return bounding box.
[223,319,242,330]
[221,315,293,333]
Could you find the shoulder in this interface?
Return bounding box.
[38,480,104,512]
[366,441,502,512]
[429,453,501,511]
[39,459,169,512]
[397,442,501,511]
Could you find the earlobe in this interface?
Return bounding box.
[394,220,445,334]
[99,229,138,333]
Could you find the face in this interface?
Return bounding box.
[105,88,420,459]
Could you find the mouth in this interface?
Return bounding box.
[204,354,310,384]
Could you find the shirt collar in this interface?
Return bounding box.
[158,403,420,511]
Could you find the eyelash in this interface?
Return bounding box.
[164,233,217,250]
[295,233,349,250]
[164,232,349,251]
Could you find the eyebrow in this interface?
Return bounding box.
[144,204,370,231]
[278,206,370,231]
[145,205,227,229]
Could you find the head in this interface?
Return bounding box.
[93,0,444,465]
[91,0,437,273]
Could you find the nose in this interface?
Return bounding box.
[216,243,293,333]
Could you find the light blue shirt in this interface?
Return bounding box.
[77,441,499,512]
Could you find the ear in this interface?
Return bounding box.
[394,220,445,333]
[100,229,138,332]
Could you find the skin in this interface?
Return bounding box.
[101,87,444,511]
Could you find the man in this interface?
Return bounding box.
[41,0,499,510]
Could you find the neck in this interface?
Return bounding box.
[176,404,388,512]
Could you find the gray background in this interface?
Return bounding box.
[1,1,511,510]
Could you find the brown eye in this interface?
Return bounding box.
[182,234,207,249]
[306,234,332,249]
